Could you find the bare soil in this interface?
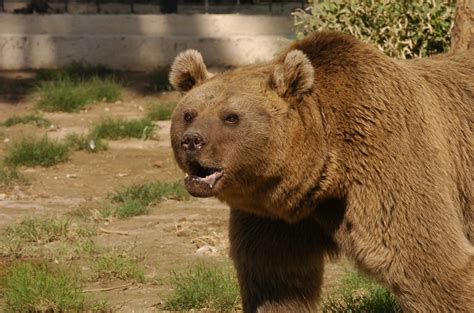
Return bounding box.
[0,72,345,312]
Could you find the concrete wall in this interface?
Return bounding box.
[0,14,295,70]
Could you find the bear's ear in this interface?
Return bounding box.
[270,50,314,97]
[169,50,213,92]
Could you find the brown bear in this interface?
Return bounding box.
[169,31,473,312]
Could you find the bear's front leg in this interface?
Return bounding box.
[229,208,334,313]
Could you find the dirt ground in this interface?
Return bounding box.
[0,71,346,312]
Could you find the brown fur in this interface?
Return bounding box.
[169,31,474,312]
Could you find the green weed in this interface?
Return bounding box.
[91,117,155,140]
[95,249,145,283]
[149,68,171,91]
[5,136,69,167]
[111,180,189,206]
[4,262,87,312]
[322,271,402,313]
[165,263,240,311]
[36,64,115,82]
[146,101,177,121]
[0,166,24,187]
[114,200,149,218]
[1,114,51,128]
[3,217,94,244]
[37,77,121,112]
[64,132,108,153]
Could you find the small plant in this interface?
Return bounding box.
[76,239,100,255]
[36,64,115,82]
[91,117,155,140]
[114,200,149,218]
[16,217,69,243]
[95,249,145,283]
[3,262,90,312]
[97,205,116,219]
[4,217,75,244]
[5,136,69,167]
[111,180,189,206]
[293,0,454,59]
[1,114,51,127]
[64,133,107,153]
[322,271,402,312]
[165,263,240,311]
[149,68,171,91]
[0,166,24,188]
[37,77,121,112]
[146,101,177,121]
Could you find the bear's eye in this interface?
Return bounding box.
[225,114,239,124]
[184,112,194,123]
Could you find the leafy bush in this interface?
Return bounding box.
[293,0,455,59]
[322,271,402,312]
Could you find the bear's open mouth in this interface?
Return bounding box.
[184,161,224,197]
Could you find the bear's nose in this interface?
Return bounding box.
[181,133,205,153]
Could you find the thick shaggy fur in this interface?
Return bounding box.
[169,32,473,312]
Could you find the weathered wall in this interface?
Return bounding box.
[0,14,294,70]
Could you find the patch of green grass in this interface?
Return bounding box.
[4,217,93,244]
[97,205,116,219]
[37,77,121,112]
[91,117,155,140]
[36,64,115,82]
[146,101,177,121]
[322,271,402,313]
[165,263,240,311]
[76,239,99,255]
[95,249,145,283]
[111,181,189,206]
[5,136,69,167]
[149,68,171,91]
[64,132,108,153]
[1,114,51,128]
[3,262,106,312]
[114,200,149,218]
[0,166,23,187]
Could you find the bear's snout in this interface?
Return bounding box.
[181,133,206,154]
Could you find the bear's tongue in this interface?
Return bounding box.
[184,170,223,198]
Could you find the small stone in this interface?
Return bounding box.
[152,161,164,168]
[66,174,77,179]
[196,244,217,256]
[3,138,9,143]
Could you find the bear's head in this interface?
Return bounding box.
[169,49,330,222]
